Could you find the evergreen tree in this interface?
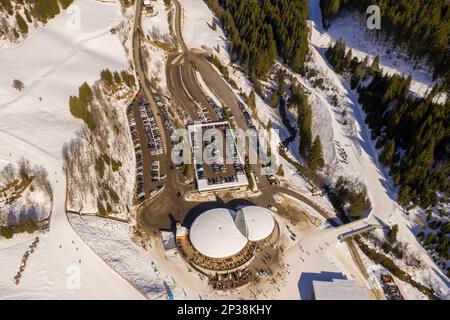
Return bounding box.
[379,139,396,166]
[206,0,309,80]
[358,72,449,209]
[59,0,74,10]
[335,176,370,218]
[113,71,122,85]
[298,102,312,160]
[34,0,61,23]
[371,55,380,73]
[321,0,450,83]
[325,39,347,73]
[308,136,325,171]
[387,225,399,244]
[320,0,340,27]
[269,92,280,108]
[121,71,135,88]
[0,0,12,14]
[69,96,86,119]
[16,13,28,34]
[78,82,93,104]
[344,49,352,70]
[24,8,32,23]
[350,62,363,89]
[100,69,114,86]
[248,90,256,111]
[289,84,308,108]
[69,95,95,130]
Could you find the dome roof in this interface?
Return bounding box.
[235,206,275,241]
[189,208,248,259]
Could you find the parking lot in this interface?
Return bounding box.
[127,99,169,204]
[188,121,248,192]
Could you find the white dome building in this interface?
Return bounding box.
[188,206,275,259]
[235,206,275,242]
[189,208,248,259]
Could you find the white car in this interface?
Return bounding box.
[137,192,145,198]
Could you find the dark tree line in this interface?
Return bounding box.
[320,0,450,85]
[358,75,449,208]
[1,0,74,26]
[205,0,309,82]
[326,39,449,209]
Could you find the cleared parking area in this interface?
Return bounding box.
[127,98,168,204]
[141,102,163,156]
[188,121,248,193]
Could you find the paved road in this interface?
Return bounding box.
[133,0,338,231]
[132,0,168,154]
[169,0,337,217]
[346,238,384,300]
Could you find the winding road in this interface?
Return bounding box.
[132,0,341,231]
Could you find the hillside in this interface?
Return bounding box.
[0,0,142,299]
[0,0,75,45]
[320,0,450,85]
[205,0,309,82]
[178,0,449,297]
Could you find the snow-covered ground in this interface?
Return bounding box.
[0,1,62,48]
[67,212,243,299]
[142,0,172,41]
[309,5,442,100]
[64,79,136,217]
[1,0,447,300]
[141,0,174,94]
[177,0,449,298]
[303,0,449,297]
[143,44,170,94]
[68,213,168,299]
[0,176,52,227]
[0,0,143,299]
[179,0,226,58]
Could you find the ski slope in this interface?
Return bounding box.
[0,0,143,299]
[305,0,449,298]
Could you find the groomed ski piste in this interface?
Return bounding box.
[0,0,143,300]
[0,0,448,300]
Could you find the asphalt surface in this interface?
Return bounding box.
[132,0,338,231]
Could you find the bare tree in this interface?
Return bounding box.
[0,163,17,185]
[34,165,53,200]
[18,158,32,181]
[79,126,93,144]
[12,79,25,91]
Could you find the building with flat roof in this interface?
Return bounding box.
[160,230,177,255]
[312,279,370,300]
